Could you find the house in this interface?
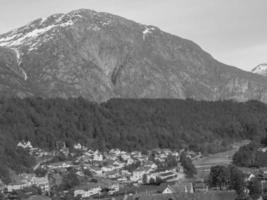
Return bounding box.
[162,183,194,194]
[121,170,131,175]
[102,165,116,173]
[31,176,50,192]
[106,170,120,179]
[6,183,32,192]
[113,161,125,169]
[158,171,178,181]
[74,143,82,150]
[17,141,33,149]
[258,147,267,153]
[74,186,101,198]
[0,182,5,193]
[193,180,208,192]
[89,166,103,175]
[47,161,72,169]
[108,184,120,195]
[131,166,152,182]
[246,173,256,182]
[131,170,145,182]
[127,158,135,165]
[93,151,103,161]
[110,149,121,156]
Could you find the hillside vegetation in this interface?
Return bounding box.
[1,98,267,182]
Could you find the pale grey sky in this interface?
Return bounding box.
[0,0,266,71]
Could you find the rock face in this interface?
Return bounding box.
[252,64,267,77]
[1,9,267,102]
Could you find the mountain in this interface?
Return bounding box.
[1,9,267,102]
[252,63,267,77]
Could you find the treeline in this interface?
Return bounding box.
[233,141,267,168]
[1,98,267,182]
[208,165,261,199]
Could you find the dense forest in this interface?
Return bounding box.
[232,138,267,168]
[1,97,267,182]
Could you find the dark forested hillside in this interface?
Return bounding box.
[1,98,267,182]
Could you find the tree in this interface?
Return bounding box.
[232,143,258,167]
[247,178,261,200]
[0,164,11,184]
[149,177,155,185]
[208,165,230,190]
[60,170,80,190]
[83,168,92,177]
[124,161,141,172]
[35,167,47,177]
[228,165,246,198]
[155,176,163,185]
[148,151,156,162]
[180,152,197,178]
[142,174,148,184]
[166,154,178,169]
[261,135,267,146]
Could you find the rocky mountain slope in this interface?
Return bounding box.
[1,9,267,102]
[252,63,267,77]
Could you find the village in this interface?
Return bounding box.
[1,141,267,200]
[0,141,207,200]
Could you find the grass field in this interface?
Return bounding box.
[193,140,250,178]
[126,191,236,200]
[26,195,51,200]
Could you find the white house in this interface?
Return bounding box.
[109,184,120,194]
[31,176,50,192]
[93,151,103,161]
[6,183,31,192]
[131,167,151,182]
[258,147,267,153]
[127,158,134,165]
[74,186,101,198]
[17,141,33,149]
[74,143,82,150]
[47,162,72,169]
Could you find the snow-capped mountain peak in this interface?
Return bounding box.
[1,8,267,102]
[251,63,267,76]
[0,9,117,52]
[0,11,86,51]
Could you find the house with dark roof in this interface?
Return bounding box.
[193,180,208,192]
[162,183,194,194]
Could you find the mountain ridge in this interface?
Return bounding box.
[1,9,267,102]
[252,63,267,77]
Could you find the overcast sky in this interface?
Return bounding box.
[0,0,266,71]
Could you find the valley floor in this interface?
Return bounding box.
[193,140,250,178]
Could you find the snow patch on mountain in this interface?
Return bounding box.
[11,48,28,80]
[12,48,21,65]
[0,16,75,50]
[251,64,267,76]
[0,25,56,47]
[142,26,155,40]
[0,9,115,52]
[0,34,17,43]
[40,17,48,24]
[21,68,28,80]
